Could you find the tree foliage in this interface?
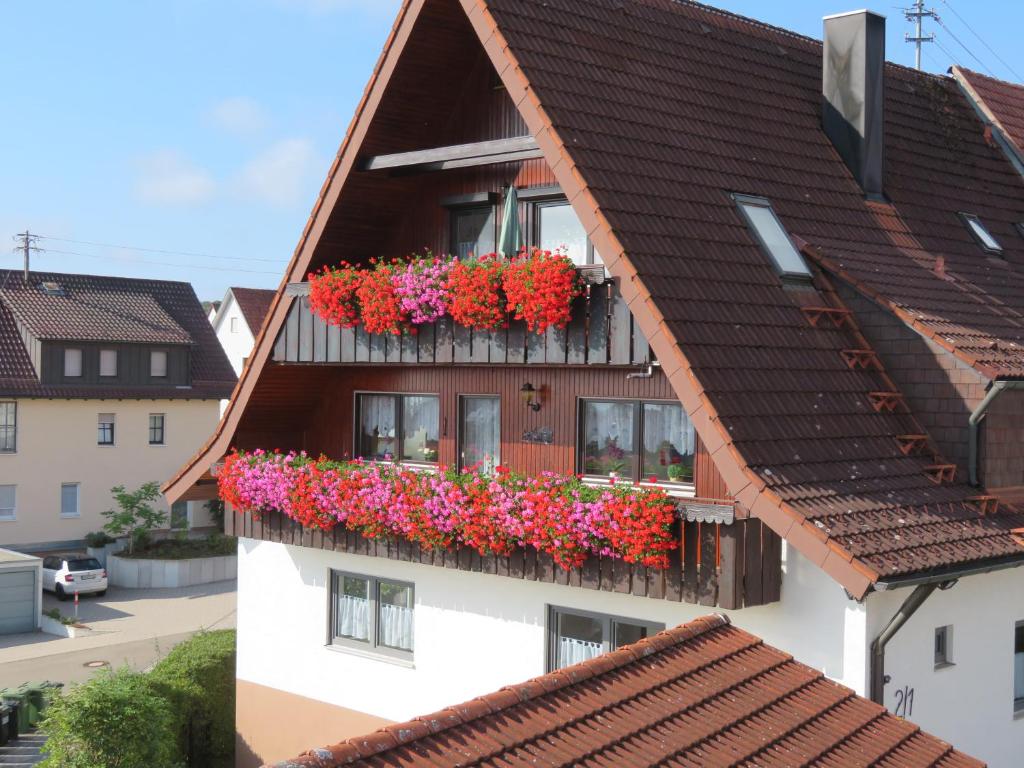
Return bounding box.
[101,481,165,554]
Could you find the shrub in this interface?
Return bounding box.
[149,630,236,767]
[84,531,116,548]
[40,668,179,768]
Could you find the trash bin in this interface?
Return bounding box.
[17,684,42,727]
[0,690,28,734]
[0,705,9,747]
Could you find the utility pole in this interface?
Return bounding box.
[12,231,43,284]
[905,1,938,70]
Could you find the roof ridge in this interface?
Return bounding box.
[665,0,819,46]
[0,267,193,289]
[953,64,1024,91]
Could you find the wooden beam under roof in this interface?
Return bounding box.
[359,136,542,173]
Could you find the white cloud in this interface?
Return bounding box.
[135,150,216,205]
[234,138,318,208]
[207,96,269,139]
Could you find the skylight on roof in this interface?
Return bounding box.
[960,213,1002,253]
[39,281,65,296]
[733,194,812,280]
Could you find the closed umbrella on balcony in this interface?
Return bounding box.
[498,186,522,257]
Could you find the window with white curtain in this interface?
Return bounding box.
[99,349,118,377]
[150,350,168,377]
[459,396,500,472]
[0,485,15,520]
[356,393,439,465]
[330,571,414,659]
[64,348,83,377]
[548,606,663,672]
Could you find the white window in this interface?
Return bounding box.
[99,349,118,377]
[64,348,83,377]
[98,413,115,446]
[1015,622,1024,714]
[150,350,167,378]
[548,606,663,671]
[734,194,811,279]
[0,402,15,453]
[934,625,953,667]
[459,395,500,472]
[961,213,1002,253]
[0,485,15,521]
[230,317,239,333]
[330,571,414,659]
[534,200,601,266]
[60,483,80,517]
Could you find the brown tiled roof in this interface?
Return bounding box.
[270,614,983,768]
[954,66,1024,169]
[230,287,276,336]
[0,269,236,399]
[478,0,1024,582]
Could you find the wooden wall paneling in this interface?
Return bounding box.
[355,327,370,362]
[546,326,567,364]
[697,523,718,606]
[313,313,328,362]
[587,285,609,364]
[762,527,782,603]
[298,297,314,362]
[471,328,490,363]
[454,325,472,362]
[609,286,632,365]
[632,565,647,597]
[285,304,300,361]
[417,324,435,364]
[743,519,765,607]
[435,318,454,363]
[340,327,355,363]
[327,324,341,362]
[632,314,649,365]
[599,557,614,592]
[682,521,698,603]
[566,296,587,365]
[401,332,418,363]
[273,325,287,362]
[489,328,506,363]
[717,523,744,610]
[526,328,545,364]
[665,545,683,602]
[507,320,526,364]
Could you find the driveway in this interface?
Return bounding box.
[0,580,236,689]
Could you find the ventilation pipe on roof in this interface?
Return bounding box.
[822,10,887,199]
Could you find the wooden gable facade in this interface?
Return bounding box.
[189,0,782,610]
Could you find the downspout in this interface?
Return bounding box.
[869,583,940,704]
[968,381,1024,486]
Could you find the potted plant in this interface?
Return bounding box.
[84,531,121,567]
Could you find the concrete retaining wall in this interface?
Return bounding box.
[107,554,237,589]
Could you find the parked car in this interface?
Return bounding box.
[41,555,107,600]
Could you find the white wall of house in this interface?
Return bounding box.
[0,398,221,549]
[866,567,1024,767]
[236,537,863,725]
[211,292,256,378]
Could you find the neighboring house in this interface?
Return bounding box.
[953,66,1024,176]
[271,614,984,768]
[165,2,1024,766]
[204,300,222,325]
[211,287,275,377]
[1,269,236,551]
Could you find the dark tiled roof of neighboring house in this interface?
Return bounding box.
[953,66,1024,170]
[230,287,276,336]
[0,269,236,399]
[479,0,1024,584]
[270,614,983,768]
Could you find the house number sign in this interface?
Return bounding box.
[522,427,554,445]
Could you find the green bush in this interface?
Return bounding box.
[149,630,236,767]
[40,668,179,768]
[84,531,116,548]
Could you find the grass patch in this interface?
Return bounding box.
[118,534,237,560]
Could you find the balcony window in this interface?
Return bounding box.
[0,402,15,453]
[149,414,165,445]
[331,571,414,659]
[459,395,500,472]
[451,205,496,261]
[150,350,168,378]
[64,348,83,377]
[734,194,811,280]
[98,413,115,446]
[579,399,694,485]
[356,393,439,464]
[548,605,662,671]
[534,200,600,266]
[99,349,118,377]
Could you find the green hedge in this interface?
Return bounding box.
[40,630,236,768]
[149,630,236,767]
[40,668,179,768]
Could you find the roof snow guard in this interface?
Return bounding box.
[163,0,1024,599]
[269,614,983,768]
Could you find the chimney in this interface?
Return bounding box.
[822,10,886,198]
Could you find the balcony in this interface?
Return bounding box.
[272,271,651,367]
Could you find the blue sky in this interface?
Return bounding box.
[1,0,1021,302]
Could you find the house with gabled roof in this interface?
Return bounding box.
[1,268,236,550]
[211,287,277,377]
[163,1,1024,765]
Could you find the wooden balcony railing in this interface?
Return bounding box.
[272,273,651,367]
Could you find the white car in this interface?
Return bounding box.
[41,554,107,600]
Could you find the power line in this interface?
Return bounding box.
[904,2,938,71]
[37,247,282,276]
[934,38,963,67]
[34,234,283,264]
[939,0,1023,82]
[934,16,997,76]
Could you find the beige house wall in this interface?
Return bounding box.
[0,398,221,549]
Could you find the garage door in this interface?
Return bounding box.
[0,569,36,634]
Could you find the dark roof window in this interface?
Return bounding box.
[39,281,65,296]
[960,213,1003,253]
[733,194,812,280]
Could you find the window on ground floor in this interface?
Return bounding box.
[547,605,663,671]
[0,402,15,453]
[0,485,15,520]
[356,393,439,465]
[459,395,500,472]
[330,571,414,659]
[1015,621,1024,713]
[934,625,953,667]
[170,501,189,530]
[579,399,694,485]
[60,483,80,518]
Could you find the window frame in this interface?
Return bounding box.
[64,348,83,378]
[733,193,812,281]
[577,397,695,488]
[0,484,15,521]
[149,413,166,446]
[934,625,953,668]
[546,605,664,672]
[529,197,600,265]
[328,570,415,662]
[229,317,240,333]
[353,392,440,467]
[99,348,118,377]
[457,394,501,472]
[150,349,168,378]
[170,500,189,530]
[1015,620,1024,714]
[959,212,1003,254]
[449,203,498,261]
[0,401,15,453]
[97,413,115,446]
[60,482,80,518]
